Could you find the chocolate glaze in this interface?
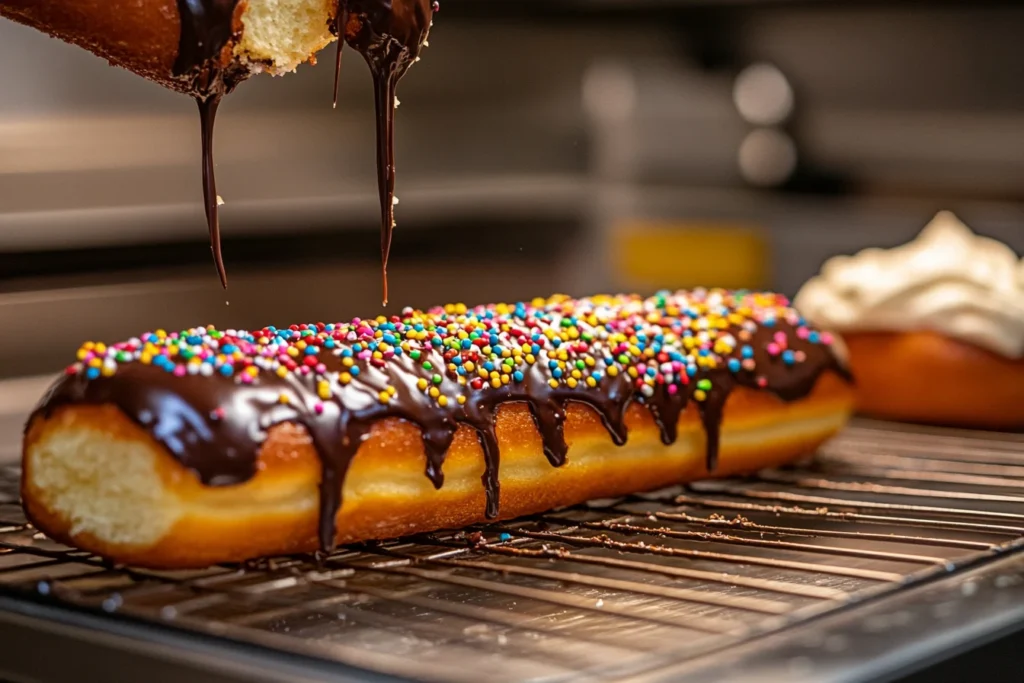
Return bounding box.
[32,295,850,554]
[173,0,246,289]
[339,0,435,305]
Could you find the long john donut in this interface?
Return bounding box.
[23,290,854,568]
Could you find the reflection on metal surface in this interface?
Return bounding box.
[0,421,1023,682]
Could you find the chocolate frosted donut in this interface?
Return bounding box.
[23,290,853,568]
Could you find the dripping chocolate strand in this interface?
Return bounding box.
[198,96,228,288]
[373,72,399,306]
[174,0,245,289]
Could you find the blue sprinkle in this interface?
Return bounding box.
[457,367,466,375]
[324,339,335,348]
[350,366,360,376]
[221,344,238,354]
[453,356,464,365]
[763,318,776,327]
[782,350,796,365]
[646,367,656,377]
[86,367,101,380]
[341,348,353,357]
[432,337,443,347]
[741,345,754,359]
[728,358,741,373]
[461,339,472,350]
[687,365,697,377]
[499,533,512,542]
[513,371,524,382]
[414,324,425,332]
[368,342,379,351]
[383,333,396,344]
[548,360,558,369]
[531,344,541,354]
[553,368,563,378]
[393,347,403,356]
[808,331,820,344]
[304,346,318,356]
[219,365,233,376]
[352,343,363,352]
[552,338,562,347]
[484,362,495,372]
[592,371,603,382]
[489,334,500,346]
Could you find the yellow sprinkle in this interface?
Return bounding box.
[155,329,167,339]
[287,347,300,357]
[457,395,467,404]
[548,379,559,389]
[571,370,582,380]
[318,385,331,401]
[490,371,499,380]
[478,368,489,378]
[101,365,116,377]
[525,354,536,364]
[465,361,476,372]
[88,358,102,368]
[76,348,89,361]
[491,378,502,388]
[417,378,428,390]
[438,395,449,407]
[279,393,290,404]
[296,341,307,350]
[83,342,95,351]
[372,351,384,360]
[607,366,620,377]
[340,372,352,384]
[387,385,397,396]
[501,375,510,385]
[342,357,354,367]
[276,366,289,378]
[429,387,440,398]
[140,353,153,365]
[567,377,578,388]
[627,367,639,378]
[585,357,596,367]
[378,391,391,403]
[586,377,598,387]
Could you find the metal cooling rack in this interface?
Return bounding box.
[1,419,1024,683]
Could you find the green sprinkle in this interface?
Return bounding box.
[432,374,443,384]
[423,361,433,370]
[697,379,712,391]
[410,350,421,360]
[575,360,585,370]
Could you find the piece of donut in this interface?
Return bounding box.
[22,290,854,568]
[0,0,337,95]
[794,211,1024,430]
[840,331,1024,430]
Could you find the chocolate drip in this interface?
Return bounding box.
[34,297,851,554]
[198,97,228,288]
[342,0,435,305]
[174,1,245,289]
[332,5,350,108]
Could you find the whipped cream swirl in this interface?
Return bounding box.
[794,211,1024,358]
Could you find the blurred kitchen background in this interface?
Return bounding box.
[1,0,1023,382]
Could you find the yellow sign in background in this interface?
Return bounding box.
[611,221,770,291]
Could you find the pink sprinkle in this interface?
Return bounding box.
[358,350,372,360]
[239,374,253,384]
[667,384,678,395]
[315,403,325,415]
[83,352,95,362]
[173,365,187,377]
[766,343,781,356]
[796,327,810,340]
[757,376,768,388]
[795,350,807,362]
[821,332,834,345]
[773,331,788,345]
[742,358,756,371]
[347,331,358,341]
[315,363,327,373]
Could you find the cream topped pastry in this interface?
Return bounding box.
[795,211,1024,359]
[795,212,1024,430]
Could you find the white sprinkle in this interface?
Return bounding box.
[216,195,225,206]
[394,97,401,108]
[392,196,400,206]
[200,364,214,377]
